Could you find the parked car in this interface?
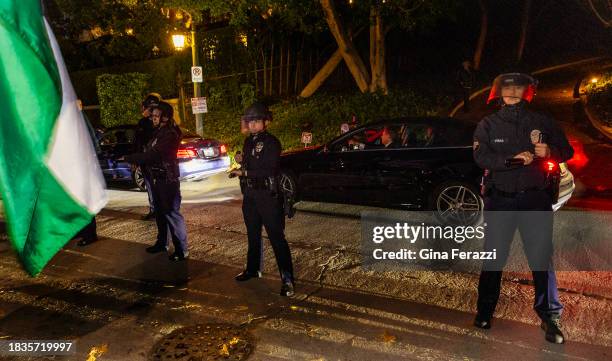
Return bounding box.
[97,125,230,190]
[279,117,574,218]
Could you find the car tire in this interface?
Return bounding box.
[132,166,147,192]
[429,180,484,226]
[280,171,298,217]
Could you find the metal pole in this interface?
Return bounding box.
[191,24,204,136]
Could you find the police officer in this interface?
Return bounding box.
[123,102,189,261]
[229,102,295,297]
[473,73,573,344]
[135,94,161,220]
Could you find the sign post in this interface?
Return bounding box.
[301,132,312,148]
[191,97,208,115]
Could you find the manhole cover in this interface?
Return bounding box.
[149,323,253,360]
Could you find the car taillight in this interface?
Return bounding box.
[177,148,197,159]
[220,144,227,154]
[544,160,557,172]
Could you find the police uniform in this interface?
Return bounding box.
[234,103,294,296]
[473,73,573,344]
[135,95,160,218]
[125,115,188,261]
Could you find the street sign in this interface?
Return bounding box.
[340,123,350,134]
[191,97,208,114]
[191,66,203,83]
[301,132,312,146]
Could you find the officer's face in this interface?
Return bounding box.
[247,119,265,134]
[151,109,162,127]
[501,85,526,105]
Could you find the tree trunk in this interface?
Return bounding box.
[370,7,387,94]
[286,42,291,95]
[473,0,488,70]
[300,50,343,98]
[299,27,365,98]
[320,0,370,93]
[269,41,274,96]
[516,0,532,63]
[279,43,284,96]
[262,49,267,96]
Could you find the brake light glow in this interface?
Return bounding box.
[220,144,227,154]
[545,160,557,172]
[177,148,197,159]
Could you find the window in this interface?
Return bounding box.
[332,126,385,152]
[100,128,135,145]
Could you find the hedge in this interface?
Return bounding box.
[97,73,151,128]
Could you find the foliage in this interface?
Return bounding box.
[51,0,177,69]
[97,73,151,128]
[71,55,190,105]
[203,88,445,153]
[585,70,612,126]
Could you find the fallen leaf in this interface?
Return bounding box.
[86,344,108,361]
[219,343,230,356]
[229,337,240,345]
[379,330,396,344]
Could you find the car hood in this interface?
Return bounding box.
[281,145,323,162]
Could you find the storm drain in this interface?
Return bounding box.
[149,323,253,360]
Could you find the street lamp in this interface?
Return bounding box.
[171,27,204,136]
[172,34,186,51]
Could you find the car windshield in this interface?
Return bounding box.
[100,128,136,145]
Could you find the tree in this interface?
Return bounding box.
[304,0,458,96]
[516,0,532,63]
[48,0,175,69]
[472,0,487,70]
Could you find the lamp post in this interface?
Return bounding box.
[191,24,203,137]
[172,28,203,136]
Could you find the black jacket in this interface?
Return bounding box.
[134,116,155,152]
[473,103,574,193]
[125,124,181,181]
[242,131,281,179]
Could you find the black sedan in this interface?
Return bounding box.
[279,117,574,216]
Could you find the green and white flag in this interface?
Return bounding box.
[0,1,107,275]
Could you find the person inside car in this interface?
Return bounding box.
[381,127,399,148]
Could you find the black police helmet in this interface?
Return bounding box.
[142,94,160,109]
[157,101,174,122]
[241,102,272,122]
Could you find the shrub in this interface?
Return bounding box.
[585,70,612,127]
[96,73,150,128]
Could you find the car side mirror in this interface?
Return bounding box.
[322,144,329,153]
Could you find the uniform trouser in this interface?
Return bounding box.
[477,190,563,321]
[242,189,294,283]
[75,217,97,240]
[151,179,188,256]
[143,172,155,213]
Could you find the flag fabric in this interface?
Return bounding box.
[0,1,107,275]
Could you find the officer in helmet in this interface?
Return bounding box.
[472,73,573,343]
[229,102,295,297]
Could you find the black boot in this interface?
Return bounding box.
[280,281,295,297]
[168,251,188,262]
[146,245,167,254]
[473,314,492,329]
[541,318,565,344]
[235,270,262,282]
[77,236,98,246]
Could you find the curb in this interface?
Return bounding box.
[449,56,608,118]
[581,95,612,142]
